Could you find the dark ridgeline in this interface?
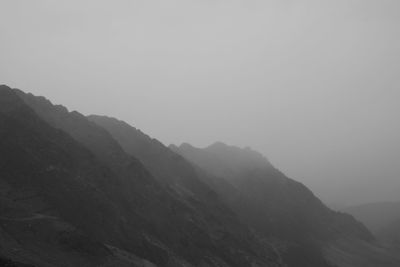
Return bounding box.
[1,85,279,266]
[0,84,399,267]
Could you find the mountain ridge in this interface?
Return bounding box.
[1,84,399,267]
[2,85,280,267]
[88,114,391,267]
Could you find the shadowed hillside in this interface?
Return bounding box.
[88,115,399,267]
[1,84,399,267]
[1,85,280,266]
[171,142,400,266]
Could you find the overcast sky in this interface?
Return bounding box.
[1,0,399,207]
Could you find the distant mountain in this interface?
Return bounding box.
[89,116,329,266]
[345,202,400,234]
[89,115,399,266]
[345,201,400,250]
[172,142,371,240]
[172,142,400,267]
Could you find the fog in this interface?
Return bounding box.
[1,0,399,207]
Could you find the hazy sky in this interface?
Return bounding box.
[1,0,400,207]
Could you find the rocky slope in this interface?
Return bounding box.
[1,85,280,266]
[0,86,150,266]
[1,84,399,266]
[172,143,370,240]
[88,115,394,267]
[171,142,400,266]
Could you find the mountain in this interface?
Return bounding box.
[1,84,400,267]
[0,85,148,266]
[88,117,330,266]
[1,85,280,267]
[345,202,400,250]
[88,115,400,267]
[344,202,400,234]
[171,142,371,240]
[171,142,400,267]
[87,115,219,202]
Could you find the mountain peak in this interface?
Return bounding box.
[179,142,196,150]
[206,141,229,149]
[0,85,30,113]
[0,84,11,90]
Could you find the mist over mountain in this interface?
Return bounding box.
[88,111,399,266]
[2,0,400,207]
[1,0,399,265]
[1,85,399,266]
[1,85,282,266]
[345,202,400,234]
[344,201,400,251]
[171,142,399,266]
